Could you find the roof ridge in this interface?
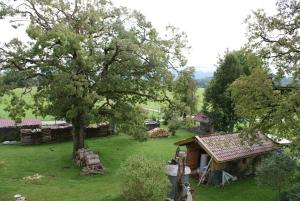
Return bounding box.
[197,132,239,138]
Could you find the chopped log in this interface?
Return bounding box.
[20,129,43,144]
[86,158,100,166]
[14,194,27,201]
[75,148,104,175]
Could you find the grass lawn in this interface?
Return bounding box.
[0,129,277,201]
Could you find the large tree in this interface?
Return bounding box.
[232,0,300,153]
[202,50,262,132]
[246,0,300,79]
[230,68,300,151]
[0,0,188,157]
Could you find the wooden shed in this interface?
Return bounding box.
[0,119,41,142]
[175,133,280,185]
[189,113,210,134]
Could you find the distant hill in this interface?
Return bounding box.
[194,70,214,79]
[195,77,212,88]
[193,69,214,88]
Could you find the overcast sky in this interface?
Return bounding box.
[114,0,278,72]
[0,0,277,72]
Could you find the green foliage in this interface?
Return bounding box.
[161,67,198,127]
[2,70,36,88]
[230,68,277,140]
[230,68,300,146]
[173,67,198,117]
[120,155,169,201]
[0,0,188,152]
[244,0,300,157]
[168,118,181,136]
[203,49,262,132]
[277,183,300,201]
[255,153,297,193]
[246,0,300,79]
[230,68,275,121]
[115,105,147,141]
[4,92,29,123]
[182,116,194,128]
[162,106,175,125]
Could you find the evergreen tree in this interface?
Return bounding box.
[202,50,261,132]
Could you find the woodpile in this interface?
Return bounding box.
[20,129,43,144]
[42,128,51,143]
[20,128,52,144]
[76,148,104,175]
[147,128,169,138]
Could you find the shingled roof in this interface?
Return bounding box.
[0,119,42,128]
[193,113,209,123]
[175,133,279,163]
[20,119,42,127]
[0,119,15,128]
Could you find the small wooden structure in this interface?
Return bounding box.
[144,120,160,131]
[188,113,210,134]
[0,119,112,144]
[175,133,279,185]
[0,119,41,142]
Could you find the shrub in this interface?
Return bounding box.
[255,153,296,193]
[120,155,169,201]
[277,183,300,201]
[168,119,181,136]
[182,117,194,128]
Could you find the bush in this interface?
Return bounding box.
[162,107,174,125]
[255,153,297,193]
[120,155,169,201]
[182,117,194,128]
[168,119,181,136]
[277,183,300,201]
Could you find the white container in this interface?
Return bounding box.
[200,154,208,172]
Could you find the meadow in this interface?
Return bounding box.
[0,88,205,120]
[0,88,277,201]
[0,129,276,201]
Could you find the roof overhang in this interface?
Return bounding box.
[175,134,280,163]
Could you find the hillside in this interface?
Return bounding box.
[0,88,205,120]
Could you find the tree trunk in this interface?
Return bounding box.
[72,114,85,159]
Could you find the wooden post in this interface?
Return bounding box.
[175,153,186,201]
[198,158,212,185]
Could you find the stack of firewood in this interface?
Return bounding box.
[20,129,43,144]
[147,128,170,138]
[76,148,104,175]
[41,128,52,143]
[20,128,52,144]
